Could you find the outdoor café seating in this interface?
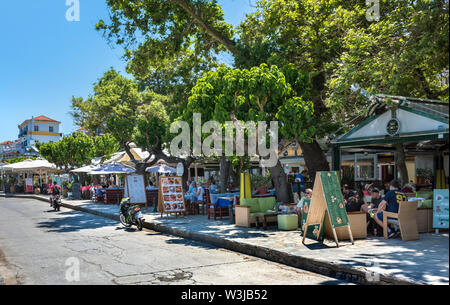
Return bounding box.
[235,197,278,228]
[103,188,124,204]
[208,195,232,220]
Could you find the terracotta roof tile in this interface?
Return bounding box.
[33,115,59,122]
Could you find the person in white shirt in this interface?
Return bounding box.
[196,184,204,202]
[296,189,313,226]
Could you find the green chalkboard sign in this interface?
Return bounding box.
[320,172,349,229]
[301,198,325,241]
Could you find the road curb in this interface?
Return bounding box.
[0,193,422,285]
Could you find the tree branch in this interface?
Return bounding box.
[169,0,238,55]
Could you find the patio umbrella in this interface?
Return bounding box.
[145,164,176,174]
[89,163,136,175]
[71,165,100,173]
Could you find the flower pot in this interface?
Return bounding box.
[9,185,15,193]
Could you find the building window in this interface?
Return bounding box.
[34,126,39,132]
[49,126,54,133]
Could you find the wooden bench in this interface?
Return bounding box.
[325,211,367,240]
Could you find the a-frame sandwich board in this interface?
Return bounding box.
[302,171,354,248]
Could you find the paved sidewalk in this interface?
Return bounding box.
[1,192,448,285]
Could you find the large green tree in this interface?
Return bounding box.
[71,69,195,184]
[37,133,119,171]
[184,64,316,202]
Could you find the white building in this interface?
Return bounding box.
[0,140,21,160]
[18,115,62,149]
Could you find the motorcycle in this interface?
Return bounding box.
[50,194,61,211]
[119,197,144,231]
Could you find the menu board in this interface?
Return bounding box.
[433,189,449,229]
[300,198,325,241]
[125,174,147,205]
[320,171,349,229]
[302,171,353,247]
[159,177,186,215]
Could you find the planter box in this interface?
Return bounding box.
[417,208,433,233]
[325,212,367,240]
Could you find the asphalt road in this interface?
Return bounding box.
[0,197,349,285]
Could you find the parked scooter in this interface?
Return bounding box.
[49,194,61,211]
[119,197,144,231]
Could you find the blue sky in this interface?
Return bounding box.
[0,0,255,142]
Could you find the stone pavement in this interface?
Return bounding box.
[1,192,448,285]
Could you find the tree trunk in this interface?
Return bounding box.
[182,157,193,192]
[299,140,330,181]
[230,167,240,188]
[268,160,293,203]
[219,155,231,193]
[395,143,409,186]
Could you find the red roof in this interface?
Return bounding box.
[0,141,13,145]
[34,115,59,122]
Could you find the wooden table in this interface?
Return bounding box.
[254,212,279,230]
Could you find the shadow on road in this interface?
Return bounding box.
[37,210,118,233]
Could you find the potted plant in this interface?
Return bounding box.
[34,183,41,195]
[62,181,69,198]
[251,174,273,194]
[7,177,17,193]
[416,168,433,185]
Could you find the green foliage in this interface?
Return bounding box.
[238,0,449,134]
[96,0,235,68]
[329,0,449,107]
[3,156,37,164]
[134,92,170,151]
[38,133,95,169]
[38,133,120,170]
[186,64,316,145]
[94,134,121,159]
[71,69,171,159]
[251,174,273,190]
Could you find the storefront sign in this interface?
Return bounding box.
[433,189,449,229]
[386,118,400,136]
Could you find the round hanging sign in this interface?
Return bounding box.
[386,118,400,136]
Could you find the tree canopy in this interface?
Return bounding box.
[37,133,119,170]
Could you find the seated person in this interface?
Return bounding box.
[209,181,218,194]
[146,181,157,190]
[345,193,365,212]
[363,183,373,196]
[401,182,415,194]
[361,188,383,211]
[254,186,269,195]
[196,184,204,203]
[108,182,118,188]
[296,188,312,225]
[188,181,199,203]
[369,180,406,238]
[342,185,355,203]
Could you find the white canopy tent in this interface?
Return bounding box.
[0,159,60,189]
[1,159,59,174]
